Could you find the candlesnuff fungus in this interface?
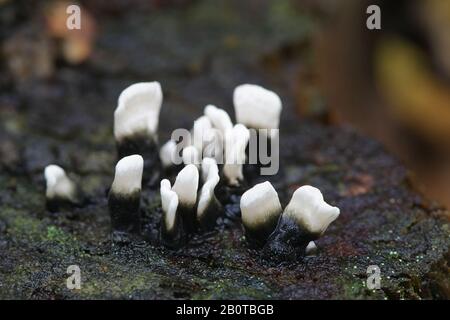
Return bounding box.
[223,124,250,187]
[160,179,183,248]
[171,164,199,234]
[192,115,213,153]
[114,82,163,181]
[108,154,143,241]
[159,139,178,169]
[44,164,80,212]
[197,158,222,231]
[240,181,282,247]
[263,185,340,262]
[204,104,233,135]
[233,84,282,139]
[233,84,282,180]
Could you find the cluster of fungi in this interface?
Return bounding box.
[44,82,340,262]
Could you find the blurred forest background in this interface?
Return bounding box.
[1,0,449,208]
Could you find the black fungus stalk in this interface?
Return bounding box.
[262,216,316,262]
[171,164,199,236]
[108,154,144,242]
[262,185,340,262]
[240,181,282,247]
[197,160,223,231]
[116,134,160,184]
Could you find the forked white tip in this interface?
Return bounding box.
[284,185,340,235]
[160,179,179,232]
[197,167,220,219]
[114,82,163,141]
[182,145,201,167]
[111,154,144,195]
[44,165,77,201]
[204,105,233,134]
[172,164,199,207]
[233,84,282,131]
[159,140,178,168]
[223,124,250,186]
[240,181,282,230]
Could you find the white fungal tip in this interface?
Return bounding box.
[111,154,144,195]
[223,124,250,186]
[44,165,76,200]
[182,145,201,167]
[305,241,317,254]
[197,167,220,219]
[160,179,179,232]
[201,157,219,182]
[114,82,163,141]
[284,185,340,235]
[240,181,282,229]
[204,105,233,134]
[159,140,178,168]
[172,164,199,207]
[193,116,213,152]
[233,84,282,130]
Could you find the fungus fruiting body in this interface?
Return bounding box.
[197,158,222,231]
[159,139,178,169]
[160,179,184,248]
[240,181,282,247]
[44,164,80,211]
[171,164,199,234]
[233,84,283,184]
[108,154,143,241]
[114,82,163,182]
[263,185,340,262]
[233,84,282,137]
[223,124,250,187]
[204,104,233,134]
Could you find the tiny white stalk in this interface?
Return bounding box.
[108,154,143,239]
[197,158,222,231]
[240,181,282,246]
[159,139,178,169]
[193,116,212,152]
[44,165,79,211]
[223,124,250,186]
[160,179,184,248]
[264,185,340,261]
[306,241,317,255]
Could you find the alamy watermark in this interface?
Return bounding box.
[366,5,381,30]
[66,4,81,30]
[366,265,381,290]
[66,265,81,290]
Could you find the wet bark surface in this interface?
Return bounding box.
[0,0,449,299]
